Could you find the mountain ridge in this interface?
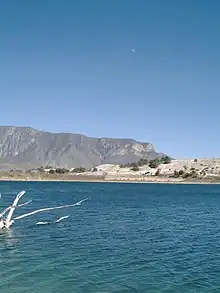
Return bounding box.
[0,126,168,170]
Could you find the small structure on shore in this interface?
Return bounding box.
[0,191,88,229]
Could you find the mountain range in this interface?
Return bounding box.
[0,126,167,170]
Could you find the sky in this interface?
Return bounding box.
[0,0,219,158]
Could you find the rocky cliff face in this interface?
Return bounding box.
[0,126,166,169]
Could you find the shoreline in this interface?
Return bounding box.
[0,176,219,185]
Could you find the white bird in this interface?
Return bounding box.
[130,48,136,54]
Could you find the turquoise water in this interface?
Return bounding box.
[0,182,220,292]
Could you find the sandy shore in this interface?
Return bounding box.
[1,158,220,184]
[0,176,219,184]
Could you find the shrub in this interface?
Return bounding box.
[45,165,53,169]
[160,156,171,164]
[182,173,190,179]
[201,171,206,176]
[173,170,179,178]
[148,159,160,169]
[55,168,69,174]
[155,169,161,176]
[190,170,197,177]
[37,167,45,173]
[131,166,139,172]
[178,170,184,176]
[120,162,137,168]
[103,172,108,179]
[137,159,148,166]
[71,167,87,173]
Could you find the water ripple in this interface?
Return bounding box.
[0,182,220,292]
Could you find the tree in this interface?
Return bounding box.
[160,156,171,164]
[148,159,160,169]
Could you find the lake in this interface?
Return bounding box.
[0,181,220,292]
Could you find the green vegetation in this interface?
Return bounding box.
[182,173,190,179]
[120,163,135,168]
[137,159,149,166]
[172,170,181,178]
[155,169,161,176]
[171,168,200,179]
[1,160,220,183]
[131,166,140,172]
[37,166,45,173]
[55,168,69,174]
[45,165,53,169]
[120,156,172,169]
[148,158,160,168]
[160,156,171,164]
[71,167,87,173]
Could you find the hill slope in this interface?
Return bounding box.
[0,126,167,169]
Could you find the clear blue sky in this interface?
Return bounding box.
[0,0,219,158]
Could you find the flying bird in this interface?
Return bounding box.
[130,48,136,54]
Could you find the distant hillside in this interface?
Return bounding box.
[0,126,168,170]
